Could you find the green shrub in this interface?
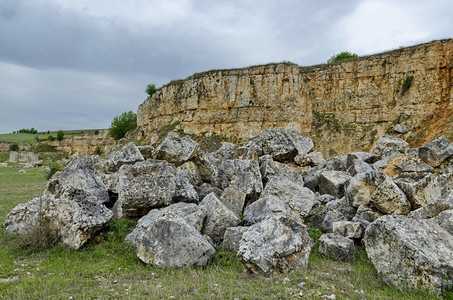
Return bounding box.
[18,128,38,134]
[9,143,19,151]
[94,146,102,156]
[109,111,137,140]
[145,83,157,97]
[327,51,358,63]
[94,130,99,135]
[34,144,59,153]
[401,75,414,96]
[48,135,55,141]
[56,130,65,141]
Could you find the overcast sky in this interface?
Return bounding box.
[0,0,451,133]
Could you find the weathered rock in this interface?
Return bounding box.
[346,152,381,167]
[394,161,434,173]
[303,157,347,193]
[192,150,218,182]
[258,176,316,223]
[347,159,375,176]
[5,191,113,250]
[103,142,144,173]
[243,195,287,225]
[220,187,246,214]
[374,135,409,155]
[259,159,304,185]
[114,160,177,219]
[260,128,313,162]
[319,233,356,262]
[212,142,236,160]
[431,209,453,234]
[352,206,383,229]
[137,145,154,159]
[318,170,351,198]
[232,146,260,160]
[370,177,412,215]
[305,194,336,227]
[294,151,325,167]
[237,216,313,275]
[345,171,387,208]
[321,197,356,232]
[221,226,248,251]
[394,172,441,209]
[177,161,203,187]
[407,193,453,220]
[196,183,222,201]
[125,208,214,268]
[48,156,110,204]
[174,171,199,203]
[154,133,199,166]
[199,193,240,244]
[394,124,409,134]
[364,215,453,294]
[419,135,453,167]
[332,221,363,239]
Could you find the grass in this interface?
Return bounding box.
[0,131,99,144]
[0,167,440,299]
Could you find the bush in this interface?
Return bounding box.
[109,111,137,140]
[94,130,99,135]
[401,75,414,96]
[327,51,358,64]
[145,84,157,97]
[94,146,102,156]
[18,128,38,134]
[48,135,55,141]
[33,144,58,153]
[56,130,64,141]
[9,143,19,151]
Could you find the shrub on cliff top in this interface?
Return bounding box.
[145,84,157,97]
[327,51,358,64]
[109,111,137,140]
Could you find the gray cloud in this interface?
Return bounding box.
[0,0,451,133]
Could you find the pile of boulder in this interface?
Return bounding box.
[4,129,453,294]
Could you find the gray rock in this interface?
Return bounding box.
[237,216,313,275]
[294,151,325,167]
[431,209,453,234]
[332,221,363,239]
[137,145,154,159]
[319,233,356,262]
[408,194,453,220]
[212,142,236,160]
[199,193,240,244]
[305,194,336,227]
[5,191,113,250]
[346,152,381,167]
[345,171,387,208]
[394,161,434,173]
[303,157,347,193]
[374,135,409,155]
[370,177,412,215]
[352,206,383,230]
[154,133,199,166]
[221,226,248,251]
[192,150,218,183]
[321,197,356,232]
[49,156,110,204]
[196,183,222,201]
[220,187,246,214]
[114,160,177,219]
[125,209,214,268]
[260,128,313,162]
[212,159,263,196]
[174,171,199,203]
[364,215,453,294]
[177,161,203,187]
[419,136,453,167]
[394,172,441,209]
[232,146,260,160]
[103,142,144,173]
[259,159,304,186]
[318,170,351,198]
[394,124,409,134]
[347,159,375,176]
[243,195,287,225]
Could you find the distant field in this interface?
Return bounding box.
[0,130,102,144]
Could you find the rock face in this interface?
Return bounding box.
[364,215,453,294]
[237,216,313,275]
[137,39,453,156]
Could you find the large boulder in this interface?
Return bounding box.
[373,135,409,155]
[394,172,441,209]
[318,170,351,198]
[364,215,453,294]
[259,159,305,185]
[345,171,387,208]
[260,128,313,162]
[113,160,177,219]
[418,136,453,167]
[125,204,214,268]
[154,133,199,166]
[199,193,240,244]
[243,195,287,225]
[237,216,313,275]
[319,233,356,262]
[369,177,412,215]
[4,191,113,250]
[102,142,144,173]
[47,156,109,204]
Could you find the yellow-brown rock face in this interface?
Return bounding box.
[138,39,453,157]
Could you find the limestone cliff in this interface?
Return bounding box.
[137,39,453,156]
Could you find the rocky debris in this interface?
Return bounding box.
[394,161,434,173]
[394,124,409,134]
[332,221,363,239]
[370,177,412,215]
[346,152,380,167]
[154,133,199,166]
[114,160,177,219]
[394,172,440,209]
[221,226,248,251]
[259,159,304,185]
[364,215,453,294]
[212,142,236,160]
[373,135,409,155]
[321,197,356,232]
[102,142,144,173]
[137,145,154,159]
[237,216,313,275]
[196,183,222,201]
[319,233,356,262]
[318,170,351,198]
[174,171,199,203]
[125,205,214,268]
[345,171,386,208]
[260,128,313,162]
[347,159,375,176]
[303,157,347,193]
[220,187,246,214]
[4,191,113,250]
[199,193,240,244]
[352,206,383,230]
[177,161,203,187]
[418,136,453,167]
[232,146,260,160]
[48,156,110,204]
[294,151,325,167]
[243,195,287,225]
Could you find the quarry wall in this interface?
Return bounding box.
[137,39,453,156]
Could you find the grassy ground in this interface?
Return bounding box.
[0,131,98,144]
[0,167,439,299]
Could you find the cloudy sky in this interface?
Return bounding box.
[0,0,451,133]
